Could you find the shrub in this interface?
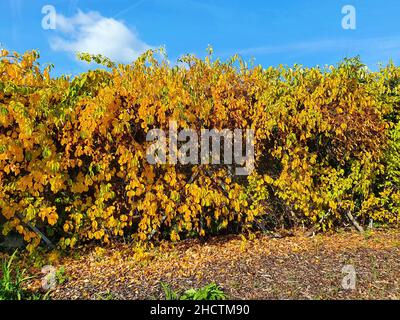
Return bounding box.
[161,282,226,300]
[0,250,47,300]
[0,49,399,251]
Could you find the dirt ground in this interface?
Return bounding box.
[20,228,400,300]
[0,229,394,299]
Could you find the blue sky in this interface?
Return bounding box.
[1,0,399,75]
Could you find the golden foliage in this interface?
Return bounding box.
[0,50,399,250]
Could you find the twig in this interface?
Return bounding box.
[16,214,56,249]
[345,211,364,234]
[305,209,331,237]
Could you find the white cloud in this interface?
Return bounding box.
[50,10,153,63]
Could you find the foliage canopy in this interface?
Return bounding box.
[0,49,399,251]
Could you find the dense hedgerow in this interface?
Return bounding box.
[0,49,399,251]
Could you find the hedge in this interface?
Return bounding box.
[0,49,399,251]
